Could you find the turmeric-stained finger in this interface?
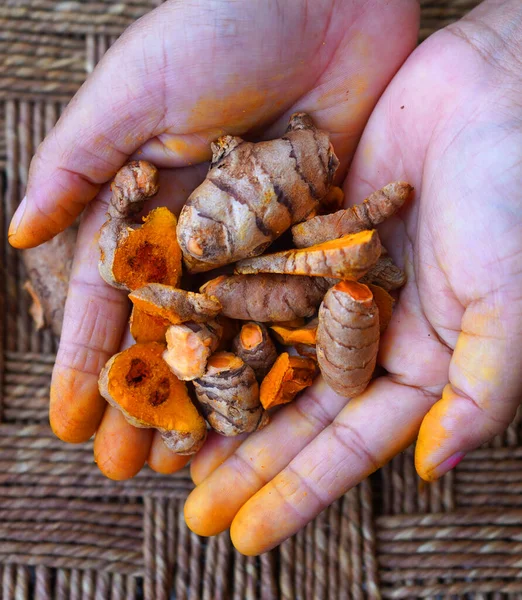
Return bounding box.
[190,431,248,485]
[94,405,153,480]
[230,377,435,555]
[148,431,191,475]
[184,379,347,537]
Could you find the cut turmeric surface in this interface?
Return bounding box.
[360,255,406,291]
[292,181,413,248]
[201,274,333,322]
[130,306,170,344]
[176,112,339,273]
[235,230,381,280]
[163,320,223,381]
[260,353,317,409]
[317,281,379,398]
[194,352,268,436]
[270,318,318,346]
[231,322,278,380]
[368,284,394,334]
[98,342,207,455]
[129,283,221,325]
[99,161,182,291]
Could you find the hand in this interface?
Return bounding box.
[184,0,522,554]
[9,1,420,476]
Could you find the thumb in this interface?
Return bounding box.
[415,295,522,481]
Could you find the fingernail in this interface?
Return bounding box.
[8,196,27,239]
[430,451,465,480]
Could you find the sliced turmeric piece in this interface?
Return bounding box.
[231,322,278,380]
[99,161,183,291]
[98,342,207,455]
[260,353,317,409]
[129,283,221,325]
[292,181,413,248]
[270,318,318,346]
[129,306,170,344]
[235,230,381,280]
[270,317,306,328]
[317,281,379,398]
[368,284,394,334]
[194,352,268,436]
[360,255,406,291]
[163,320,223,381]
[176,112,339,273]
[201,274,332,322]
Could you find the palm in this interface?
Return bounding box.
[185,7,522,554]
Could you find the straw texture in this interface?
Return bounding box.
[4,1,516,598]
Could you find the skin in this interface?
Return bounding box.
[9,0,522,554]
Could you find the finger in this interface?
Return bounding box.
[184,379,347,537]
[415,296,522,481]
[50,168,201,443]
[230,378,435,555]
[190,431,248,486]
[148,431,191,475]
[93,405,153,481]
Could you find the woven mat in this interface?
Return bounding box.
[4,1,521,599]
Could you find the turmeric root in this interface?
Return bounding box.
[260,353,317,409]
[163,320,223,381]
[99,161,183,291]
[129,283,221,325]
[201,274,333,322]
[177,112,339,272]
[316,281,379,398]
[319,185,344,214]
[235,230,381,280]
[368,284,394,334]
[215,316,241,351]
[231,322,278,380]
[22,226,77,336]
[359,255,406,291]
[98,342,207,455]
[294,343,317,360]
[292,181,413,248]
[193,352,268,436]
[129,306,170,344]
[270,318,318,346]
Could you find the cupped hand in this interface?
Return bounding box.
[9,0,420,475]
[184,0,522,554]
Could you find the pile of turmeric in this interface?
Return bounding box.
[87,112,411,468]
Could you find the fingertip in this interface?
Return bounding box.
[93,405,153,480]
[50,366,107,443]
[148,431,191,474]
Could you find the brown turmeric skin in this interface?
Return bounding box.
[201,274,333,322]
[193,352,268,436]
[235,230,381,280]
[129,306,170,344]
[129,283,221,325]
[22,225,77,336]
[163,320,223,381]
[177,113,339,273]
[99,161,183,291]
[360,255,406,291]
[292,181,413,248]
[317,281,379,398]
[98,342,207,455]
[231,322,278,380]
[260,353,317,409]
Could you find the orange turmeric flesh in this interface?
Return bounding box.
[368,284,394,334]
[235,230,381,280]
[260,353,317,409]
[270,319,318,346]
[98,343,206,455]
[129,306,170,344]
[112,207,182,290]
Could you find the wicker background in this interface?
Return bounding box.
[4,1,521,599]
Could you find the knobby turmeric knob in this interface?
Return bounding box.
[316,281,380,398]
[98,342,207,455]
[231,322,277,380]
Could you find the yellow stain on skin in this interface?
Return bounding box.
[415,385,455,481]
